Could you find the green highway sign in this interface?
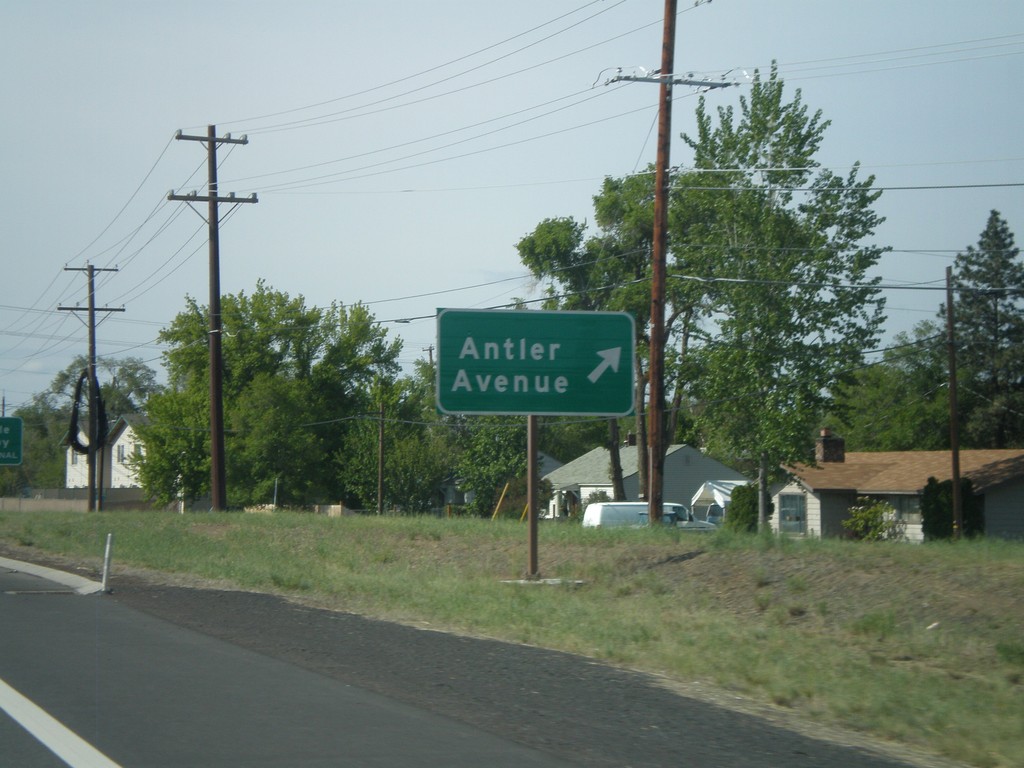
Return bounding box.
[0,417,23,466]
[436,309,635,416]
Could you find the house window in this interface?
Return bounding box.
[71,452,78,465]
[134,443,143,458]
[117,444,126,463]
[890,495,922,524]
[779,494,806,534]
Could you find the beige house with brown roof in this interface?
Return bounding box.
[772,430,1024,541]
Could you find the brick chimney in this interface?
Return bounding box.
[815,428,845,463]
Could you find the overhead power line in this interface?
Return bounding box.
[67,136,175,268]
[691,33,1024,84]
[212,0,623,131]
[670,180,1024,193]
[226,84,626,188]
[668,273,1024,294]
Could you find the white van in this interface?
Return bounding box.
[582,501,715,530]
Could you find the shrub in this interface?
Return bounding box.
[842,497,906,541]
[920,477,984,540]
[726,484,759,532]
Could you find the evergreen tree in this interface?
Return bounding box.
[950,211,1024,448]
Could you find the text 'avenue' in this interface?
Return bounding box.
[452,335,568,395]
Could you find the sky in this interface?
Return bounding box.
[2,0,1022,412]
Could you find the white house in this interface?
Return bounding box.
[66,414,147,490]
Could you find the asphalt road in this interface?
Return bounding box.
[0,556,955,768]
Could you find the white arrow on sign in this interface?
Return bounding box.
[587,347,622,383]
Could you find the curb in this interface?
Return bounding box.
[0,556,104,595]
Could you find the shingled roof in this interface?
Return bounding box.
[544,444,690,487]
[789,449,1024,495]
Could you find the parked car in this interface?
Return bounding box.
[582,502,716,531]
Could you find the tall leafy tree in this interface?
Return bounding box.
[134,385,208,505]
[537,415,608,469]
[949,211,1024,448]
[679,64,887,525]
[335,362,456,513]
[515,175,660,499]
[515,65,887,525]
[137,282,402,507]
[386,360,460,513]
[1,397,65,495]
[227,374,321,506]
[456,416,528,517]
[159,281,329,395]
[47,355,160,419]
[316,304,404,507]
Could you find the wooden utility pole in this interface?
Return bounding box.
[946,266,963,538]
[605,5,731,524]
[646,0,678,523]
[377,383,385,516]
[169,126,256,511]
[59,263,123,511]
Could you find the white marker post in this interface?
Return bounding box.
[101,533,114,593]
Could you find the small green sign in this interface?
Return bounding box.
[436,309,635,416]
[0,417,23,466]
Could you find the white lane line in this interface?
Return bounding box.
[0,677,123,768]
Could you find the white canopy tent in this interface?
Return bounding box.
[689,480,748,524]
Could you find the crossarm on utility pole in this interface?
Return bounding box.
[606,73,735,89]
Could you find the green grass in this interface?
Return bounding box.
[1,510,1022,767]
